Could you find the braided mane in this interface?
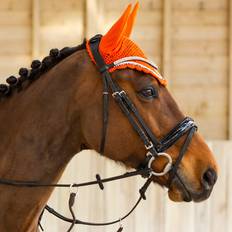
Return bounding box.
[0,39,86,99]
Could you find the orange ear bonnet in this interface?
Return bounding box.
[86,3,167,86]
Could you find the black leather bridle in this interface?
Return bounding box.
[89,34,197,184]
[0,35,198,232]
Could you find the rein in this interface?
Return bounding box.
[0,34,197,232]
[0,168,152,231]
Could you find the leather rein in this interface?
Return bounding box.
[0,35,197,232]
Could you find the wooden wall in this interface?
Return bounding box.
[171,0,228,140]
[0,0,230,140]
[0,0,32,78]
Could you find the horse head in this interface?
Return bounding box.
[78,3,218,202]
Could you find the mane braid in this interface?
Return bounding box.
[0,39,86,99]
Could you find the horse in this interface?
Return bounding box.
[0,3,218,232]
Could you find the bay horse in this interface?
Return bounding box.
[0,3,217,232]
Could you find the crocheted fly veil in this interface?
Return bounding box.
[86,2,167,86]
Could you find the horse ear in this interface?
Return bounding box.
[100,4,132,52]
[125,2,139,37]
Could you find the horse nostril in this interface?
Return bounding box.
[202,168,217,189]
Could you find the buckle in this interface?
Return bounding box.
[69,183,78,194]
[99,65,109,73]
[146,152,172,176]
[145,141,153,150]
[112,90,126,98]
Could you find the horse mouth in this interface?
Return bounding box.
[168,171,213,202]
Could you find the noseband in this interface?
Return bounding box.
[89,34,197,184]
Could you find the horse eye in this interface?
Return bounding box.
[139,87,158,99]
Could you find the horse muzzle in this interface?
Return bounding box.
[168,168,217,202]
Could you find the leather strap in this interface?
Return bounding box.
[89,35,160,157]
[88,35,197,180]
[89,35,110,154]
[167,126,196,186]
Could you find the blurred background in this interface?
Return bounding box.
[0,0,231,231]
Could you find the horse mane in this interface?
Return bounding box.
[0,39,86,99]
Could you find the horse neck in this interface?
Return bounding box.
[0,50,87,231]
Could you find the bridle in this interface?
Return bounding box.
[0,34,197,232]
[89,34,197,182]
